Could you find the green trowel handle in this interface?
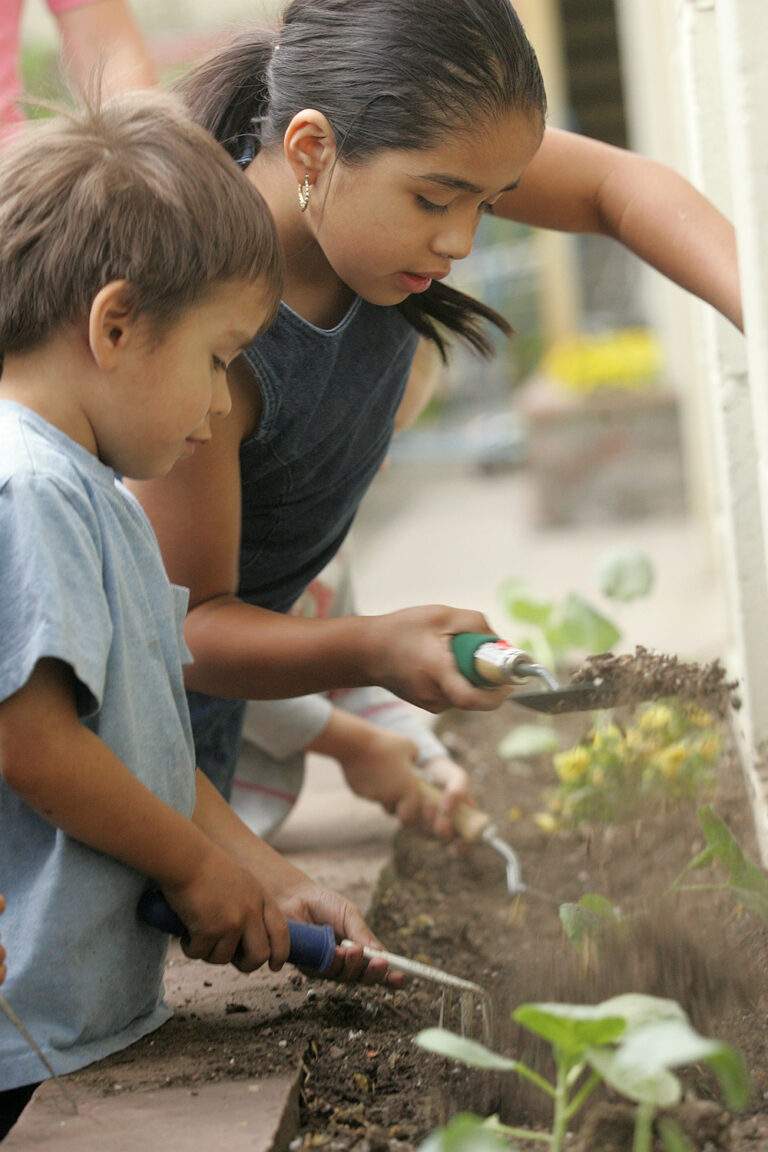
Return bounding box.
[451,633,500,687]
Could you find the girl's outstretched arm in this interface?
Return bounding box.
[494,127,742,331]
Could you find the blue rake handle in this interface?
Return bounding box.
[137,888,337,976]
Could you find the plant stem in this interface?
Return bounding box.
[514,1061,558,1100]
[550,1057,570,1152]
[633,1102,655,1152]
[490,1122,551,1143]
[564,1070,601,1121]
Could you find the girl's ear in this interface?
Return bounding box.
[283,109,337,186]
[88,281,139,369]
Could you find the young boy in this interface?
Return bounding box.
[0,92,391,1140]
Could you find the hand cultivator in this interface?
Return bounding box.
[139,892,493,1042]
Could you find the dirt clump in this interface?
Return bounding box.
[570,645,740,715]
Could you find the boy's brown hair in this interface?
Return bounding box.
[0,90,283,355]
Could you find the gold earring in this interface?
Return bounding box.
[297,173,312,212]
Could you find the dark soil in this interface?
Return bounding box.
[570,645,741,716]
[75,673,768,1151]
[293,700,768,1150]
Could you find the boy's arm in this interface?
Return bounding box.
[0,658,288,971]
[495,127,742,331]
[192,769,401,986]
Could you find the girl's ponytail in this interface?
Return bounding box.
[399,281,511,362]
[175,32,276,163]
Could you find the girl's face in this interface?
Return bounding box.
[315,109,544,306]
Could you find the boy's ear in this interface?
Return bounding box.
[88,281,140,369]
[283,109,337,186]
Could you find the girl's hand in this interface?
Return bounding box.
[362,605,512,713]
[162,844,290,974]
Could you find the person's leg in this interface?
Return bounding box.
[0,1083,40,1141]
[187,692,247,800]
[231,743,305,838]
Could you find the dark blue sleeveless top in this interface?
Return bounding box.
[237,297,418,613]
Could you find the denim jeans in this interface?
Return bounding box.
[188,692,247,800]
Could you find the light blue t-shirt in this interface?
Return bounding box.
[0,401,197,1091]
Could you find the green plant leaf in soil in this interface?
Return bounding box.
[673,805,768,920]
[597,547,655,603]
[498,582,621,669]
[559,893,622,946]
[417,995,747,1152]
[418,1112,516,1152]
[497,724,560,761]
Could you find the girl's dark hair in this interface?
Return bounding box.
[177,0,546,360]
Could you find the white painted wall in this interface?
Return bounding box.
[616,0,768,859]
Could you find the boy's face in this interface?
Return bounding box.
[95,279,271,479]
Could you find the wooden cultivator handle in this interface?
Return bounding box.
[417,779,491,842]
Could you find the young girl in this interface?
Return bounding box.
[130,0,741,813]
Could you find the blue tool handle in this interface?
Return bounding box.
[137,889,337,976]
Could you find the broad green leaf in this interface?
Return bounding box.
[706,1045,750,1111]
[597,548,655,603]
[596,1018,748,1111]
[415,1029,520,1073]
[419,1112,512,1152]
[596,994,686,1033]
[698,806,749,881]
[587,1045,681,1107]
[559,894,619,944]
[499,581,553,628]
[658,1118,695,1152]
[548,594,621,655]
[498,724,560,760]
[513,1003,625,1057]
[697,806,768,919]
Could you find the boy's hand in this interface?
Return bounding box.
[275,881,404,989]
[362,605,513,713]
[419,754,473,840]
[162,844,290,974]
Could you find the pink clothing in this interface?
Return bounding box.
[1,0,95,130]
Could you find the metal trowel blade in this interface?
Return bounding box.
[509,683,631,714]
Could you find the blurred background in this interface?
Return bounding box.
[17,1,768,762]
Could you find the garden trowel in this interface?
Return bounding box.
[451,632,647,715]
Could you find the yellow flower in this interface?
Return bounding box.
[533,812,558,834]
[592,724,622,752]
[687,706,714,729]
[639,705,673,734]
[654,743,687,780]
[696,735,721,762]
[625,728,647,753]
[554,747,591,783]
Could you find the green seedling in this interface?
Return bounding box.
[419,1112,518,1152]
[416,993,747,1152]
[497,723,560,761]
[598,548,655,603]
[499,581,621,671]
[671,805,768,920]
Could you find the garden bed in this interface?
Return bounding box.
[295,697,768,1150]
[71,682,768,1151]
